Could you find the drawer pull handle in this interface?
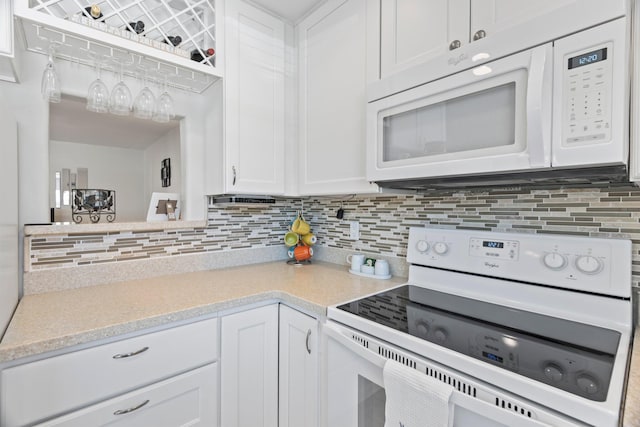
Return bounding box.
[113,399,150,415]
[112,346,149,359]
[306,329,312,354]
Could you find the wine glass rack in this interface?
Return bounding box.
[14,0,222,92]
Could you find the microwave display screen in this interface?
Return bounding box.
[568,48,607,69]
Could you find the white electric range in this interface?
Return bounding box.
[325,226,632,426]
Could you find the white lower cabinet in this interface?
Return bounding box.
[220,304,320,427]
[279,305,319,427]
[221,304,279,427]
[36,363,218,427]
[0,318,219,427]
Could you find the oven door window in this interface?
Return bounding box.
[358,376,385,427]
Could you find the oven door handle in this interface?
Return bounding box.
[325,322,556,427]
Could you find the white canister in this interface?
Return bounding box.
[374,259,390,276]
[346,253,365,272]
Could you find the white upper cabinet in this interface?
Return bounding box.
[380,0,469,79]
[224,0,286,195]
[0,0,18,82]
[297,0,379,195]
[373,0,627,88]
[469,0,575,43]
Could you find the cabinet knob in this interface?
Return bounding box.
[449,39,461,50]
[232,166,237,186]
[306,329,312,354]
[473,30,487,41]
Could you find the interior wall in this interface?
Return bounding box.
[49,140,146,222]
[0,46,213,227]
[144,126,182,213]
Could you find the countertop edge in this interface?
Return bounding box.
[24,220,208,236]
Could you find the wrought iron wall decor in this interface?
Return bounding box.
[72,189,116,223]
[161,158,171,188]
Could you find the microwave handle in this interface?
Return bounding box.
[525,44,553,168]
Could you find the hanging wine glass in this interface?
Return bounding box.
[86,56,109,113]
[109,60,132,116]
[41,44,61,103]
[133,69,156,119]
[153,74,174,123]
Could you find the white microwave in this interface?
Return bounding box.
[366,18,629,188]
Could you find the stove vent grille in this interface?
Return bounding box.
[378,347,417,369]
[351,334,369,349]
[495,397,533,418]
[426,367,476,397]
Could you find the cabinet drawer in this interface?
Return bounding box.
[36,363,218,427]
[1,318,218,427]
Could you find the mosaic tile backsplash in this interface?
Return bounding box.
[27,184,640,287]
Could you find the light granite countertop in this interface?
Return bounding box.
[1,260,638,426]
[0,261,403,363]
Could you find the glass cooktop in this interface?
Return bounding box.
[337,285,620,401]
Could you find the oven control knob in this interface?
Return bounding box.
[543,364,564,382]
[434,328,447,344]
[415,321,429,338]
[576,374,599,395]
[433,242,449,255]
[416,240,430,253]
[543,252,567,270]
[575,256,603,275]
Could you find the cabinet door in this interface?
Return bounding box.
[279,305,318,427]
[225,0,285,194]
[1,318,218,427]
[221,304,278,427]
[36,364,218,427]
[0,0,17,82]
[379,0,469,79]
[298,0,379,195]
[470,0,577,43]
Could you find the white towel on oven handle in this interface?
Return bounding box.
[383,359,454,427]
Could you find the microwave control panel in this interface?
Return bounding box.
[562,42,613,146]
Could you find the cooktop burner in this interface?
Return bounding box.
[337,285,620,401]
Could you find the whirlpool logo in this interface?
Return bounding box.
[484,262,500,269]
[448,53,468,66]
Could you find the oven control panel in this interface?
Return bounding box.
[407,227,631,298]
[469,238,519,261]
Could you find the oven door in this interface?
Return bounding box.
[324,321,584,427]
[366,44,552,183]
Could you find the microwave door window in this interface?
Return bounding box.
[382,83,516,162]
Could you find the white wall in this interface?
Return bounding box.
[144,127,182,215]
[49,140,147,222]
[0,47,216,227]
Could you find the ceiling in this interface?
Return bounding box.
[49,96,179,150]
[249,0,326,22]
